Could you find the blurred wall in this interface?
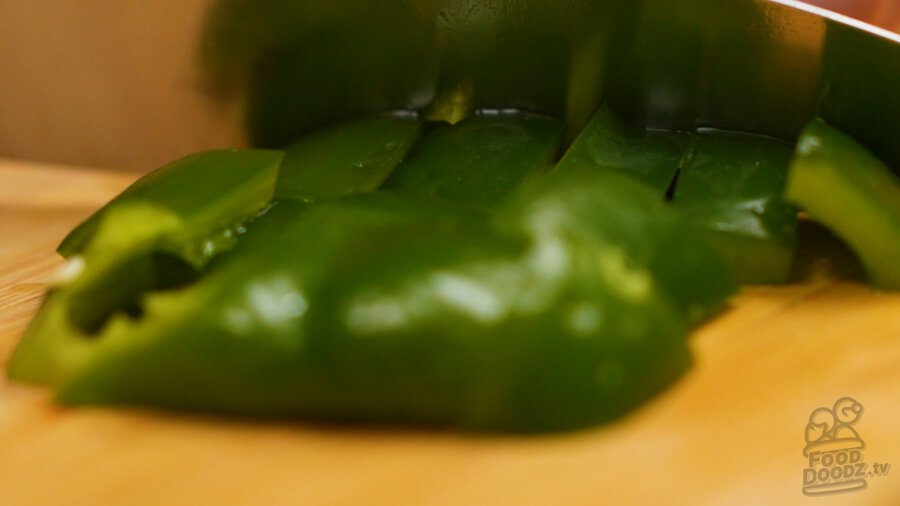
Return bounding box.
[0,0,243,172]
[0,0,897,172]
[811,0,900,30]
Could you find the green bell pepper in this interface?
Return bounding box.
[382,112,564,207]
[556,104,797,286]
[673,131,798,284]
[57,149,283,260]
[275,113,422,200]
[9,149,284,384]
[9,111,742,432]
[23,174,703,433]
[19,0,899,432]
[785,119,900,289]
[555,104,687,194]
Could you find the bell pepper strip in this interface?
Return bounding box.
[555,104,689,194]
[57,149,284,261]
[381,112,564,207]
[8,149,284,385]
[672,131,798,284]
[275,113,421,200]
[785,119,900,289]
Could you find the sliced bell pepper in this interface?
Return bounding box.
[57,149,283,261]
[555,104,688,194]
[8,108,742,432]
[9,149,284,384]
[34,175,694,433]
[785,119,900,289]
[555,104,798,285]
[382,112,564,208]
[672,131,798,284]
[275,113,421,200]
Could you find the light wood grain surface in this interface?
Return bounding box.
[0,159,898,505]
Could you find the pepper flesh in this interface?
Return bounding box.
[382,112,564,208]
[48,177,695,433]
[275,113,421,200]
[555,105,797,285]
[57,149,283,261]
[8,113,740,432]
[785,119,900,289]
[673,131,798,284]
[555,104,687,193]
[8,149,283,385]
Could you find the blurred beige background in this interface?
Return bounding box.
[0,0,897,172]
[0,0,242,172]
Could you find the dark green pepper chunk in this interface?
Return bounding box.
[48,197,491,416]
[382,112,564,207]
[673,131,798,284]
[317,203,691,431]
[555,104,689,193]
[16,166,706,432]
[505,169,736,325]
[275,113,421,200]
[555,105,797,285]
[785,119,900,289]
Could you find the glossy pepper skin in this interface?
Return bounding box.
[45,178,697,433]
[7,149,283,385]
[673,131,798,284]
[556,104,795,286]
[555,104,687,194]
[275,113,421,200]
[57,149,283,259]
[382,112,564,207]
[785,119,900,289]
[8,112,742,432]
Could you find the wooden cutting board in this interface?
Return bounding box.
[0,158,897,505]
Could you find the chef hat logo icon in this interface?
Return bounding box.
[804,397,865,456]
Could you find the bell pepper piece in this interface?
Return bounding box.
[381,112,564,207]
[319,212,690,431]
[555,104,689,193]
[57,149,283,261]
[45,197,479,410]
[785,119,900,289]
[45,183,690,432]
[8,149,283,384]
[506,168,736,325]
[275,113,421,200]
[673,131,798,283]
